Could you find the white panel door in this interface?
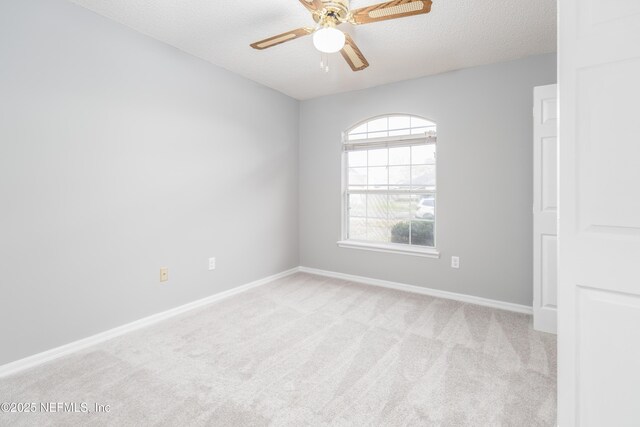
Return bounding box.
[559,0,640,425]
[533,84,558,334]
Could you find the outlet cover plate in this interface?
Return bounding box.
[451,256,460,269]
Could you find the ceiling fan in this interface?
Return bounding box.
[250,0,433,72]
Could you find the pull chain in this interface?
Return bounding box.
[320,52,329,73]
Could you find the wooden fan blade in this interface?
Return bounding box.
[250,28,313,50]
[299,0,324,13]
[340,34,369,72]
[351,0,432,25]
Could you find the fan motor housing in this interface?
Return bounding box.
[314,0,350,24]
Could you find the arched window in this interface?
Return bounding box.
[339,114,438,257]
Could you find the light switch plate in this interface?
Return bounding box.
[160,267,169,282]
[208,257,216,271]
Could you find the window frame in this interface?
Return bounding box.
[338,114,440,259]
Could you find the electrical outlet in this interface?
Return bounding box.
[451,256,460,269]
[160,267,169,282]
[208,257,216,271]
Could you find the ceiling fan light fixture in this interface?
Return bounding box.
[313,27,345,53]
[251,0,434,72]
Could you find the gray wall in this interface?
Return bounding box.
[299,54,557,306]
[0,0,299,365]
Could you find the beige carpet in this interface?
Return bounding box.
[0,273,556,426]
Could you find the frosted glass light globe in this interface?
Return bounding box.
[313,27,346,53]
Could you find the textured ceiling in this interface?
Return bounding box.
[68,0,557,100]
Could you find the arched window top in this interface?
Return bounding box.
[346,114,436,142]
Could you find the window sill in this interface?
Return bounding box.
[336,240,440,259]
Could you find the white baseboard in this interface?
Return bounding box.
[299,266,533,315]
[0,267,299,378]
[1,265,532,378]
